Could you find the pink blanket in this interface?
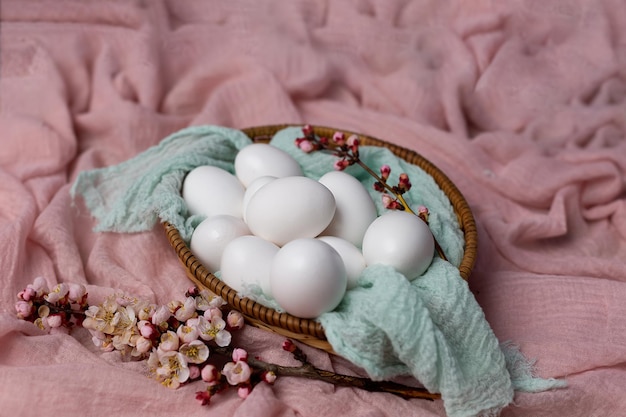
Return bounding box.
[2,1,625,416]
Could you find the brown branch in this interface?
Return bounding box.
[213,346,440,401]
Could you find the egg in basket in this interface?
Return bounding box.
[165,124,477,352]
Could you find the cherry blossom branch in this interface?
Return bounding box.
[213,342,440,401]
[295,125,448,261]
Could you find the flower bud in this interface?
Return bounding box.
[188,365,201,380]
[332,131,346,146]
[47,314,63,328]
[238,385,252,399]
[15,300,33,319]
[195,390,211,406]
[201,364,219,384]
[282,339,296,353]
[380,165,391,180]
[262,371,277,385]
[226,310,244,330]
[68,284,87,302]
[232,348,248,362]
[302,124,313,136]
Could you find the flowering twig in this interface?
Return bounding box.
[15,278,439,406]
[295,125,447,261]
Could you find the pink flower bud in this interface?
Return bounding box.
[332,131,346,146]
[302,124,313,136]
[67,284,87,302]
[139,321,156,339]
[238,385,252,399]
[282,339,296,353]
[382,194,394,209]
[47,314,63,328]
[380,165,391,180]
[418,205,429,215]
[19,287,36,301]
[347,135,359,147]
[188,365,201,380]
[29,277,49,296]
[232,348,248,362]
[15,300,33,319]
[298,139,315,153]
[333,159,349,171]
[201,364,219,383]
[226,310,244,330]
[262,371,277,384]
[195,390,211,406]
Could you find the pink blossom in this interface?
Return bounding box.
[302,124,313,136]
[203,307,222,320]
[226,310,244,330]
[175,297,197,322]
[47,314,63,328]
[222,361,252,385]
[135,336,153,354]
[15,300,33,319]
[197,316,232,347]
[231,348,248,362]
[201,364,219,384]
[159,330,180,352]
[177,324,199,343]
[179,340,209,364]
[238,385,252,399]
[152,305,171,326]
[44,283,69,303]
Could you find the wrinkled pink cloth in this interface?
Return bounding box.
[2,1,626,416]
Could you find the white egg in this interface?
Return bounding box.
[234,143,303,188]
[317,236,366,290]
[189,215,250,273]
[242,176,276,222]
[220,235,279,296]
[361,211,435,281]
[270,239,347,318]
[182,166,245,218]
[245,176,336,246]
[318,171,378,247]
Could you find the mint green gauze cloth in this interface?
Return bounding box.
[71,125,565,417]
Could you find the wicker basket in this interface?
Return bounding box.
[164,124,477,353]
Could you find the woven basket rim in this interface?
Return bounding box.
[164,124,478,347]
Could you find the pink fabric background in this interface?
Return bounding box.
[2,1,626,416]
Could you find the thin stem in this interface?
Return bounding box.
[355,160,447,261]
[213,346,440,401]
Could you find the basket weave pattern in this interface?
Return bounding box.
[164,125,477,352]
